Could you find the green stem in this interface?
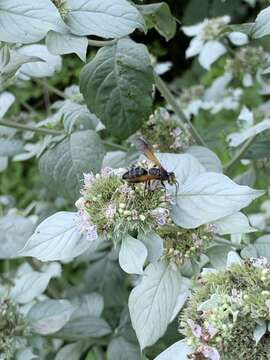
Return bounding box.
[93,346,106,360]
[0,119,64,136]
[33,78,67,99]
[103,140,128,152]
[88,38,117,47]
[154,73,207,147]
[224,135,257,174]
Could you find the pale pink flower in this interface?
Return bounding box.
[75,210,98,242]
[83,172,95,186]
[208,324,218,338]
[101,167,113,177]
[187,319,202,338]
[151,207,170,226]
[171,127,182,138]
[200,345,220,360]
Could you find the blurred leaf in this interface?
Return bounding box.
[55,315,111,340]
[107,337,141,360]
[28,299,77,335]
[0,213,35,259]
[39,130,105,201]
[55,342,88,360]
[80,38,154,139]
[137,3,176,40]
[10,270,51,304]
[71,293,104,319]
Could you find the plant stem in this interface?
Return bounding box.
[88,39,117,47]
[33,78,67,99]
[0,119,64,136]
[154,73,207,147]
[224,135,257,174]
[103,140,128,152]
[93,346,106,360]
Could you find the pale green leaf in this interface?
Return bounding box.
[154,340,192,360]
[65,0,145,38]
[119,235,147,275]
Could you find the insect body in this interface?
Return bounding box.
[122,137,178,189]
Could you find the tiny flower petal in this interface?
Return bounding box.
[201,345,220,360]
[187,319,202,338]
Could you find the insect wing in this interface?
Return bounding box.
[135,137,161,167]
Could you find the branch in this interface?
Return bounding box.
[0,119,64,136]
[154,73,207,147]
[33,78,67,99]
[224,135,257,174]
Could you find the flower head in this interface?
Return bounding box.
[181,259,270,359]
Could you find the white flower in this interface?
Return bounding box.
[182,17,230,70]
[183,17,248,70]
[101,167,113,177]
[83,172,95,186]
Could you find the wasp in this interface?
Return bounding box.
[122,137,178,190]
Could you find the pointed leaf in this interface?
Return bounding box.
[19,212,93,261]
[119,235,147,275]
[65,0,145,38]
[129,261,181,349]
[154,340,192,360]
[80,38,154,139]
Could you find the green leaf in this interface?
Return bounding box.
[55,342,88,360]
[0,91,15,117]
[18,44,62,78]
[0,156,7,172]
[214,212,255,235]
[39,130,105,201]
[71,293,104,319]
[16,348,37,360]
[253,322,267,344]
[129,261,181,350]
[137,3,176,40]
[154,340,192,360]
[0,0,66,44]
[172,172,263,229]
[206,245,232,269]
[65,0,145,38]
[19,212,93,262]
[119,235,147,275]
[186,146,223,173]
[254,235,270,260]
[246,139,270,159]
[0,213,35,259]
[55,316,111,340]
[28,299,76,335]
[10,271,51,304]
[107,337,141,360]
[46,31,88,62]
[0,138,24,157]
[80,38,154,139]
[138,231,164,263]
[85,255,127,307]
[252,5,270,38]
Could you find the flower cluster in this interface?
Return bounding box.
[225,46,269,86]
[75,167,172,242]
[0,296,30,359]
[161,224,216,267]
[180,258,270,359]
[139,107,193,152]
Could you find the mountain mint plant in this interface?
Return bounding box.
[2,1,270,359]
